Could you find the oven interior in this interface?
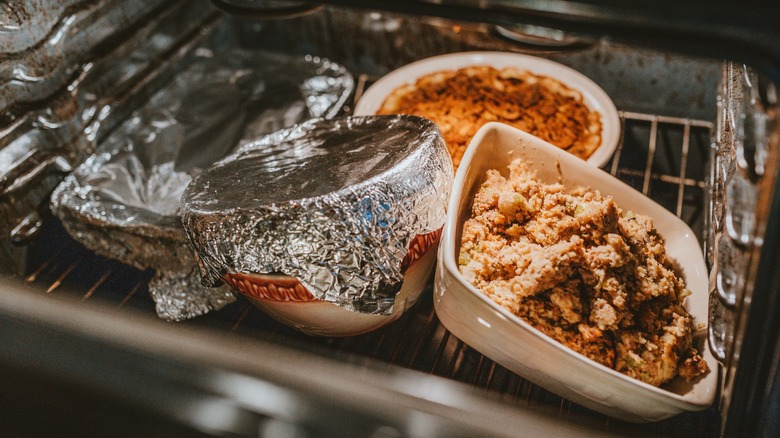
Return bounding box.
[2,1,778,437]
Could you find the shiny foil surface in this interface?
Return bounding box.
[181,115,453,315]
[50,48,354,321]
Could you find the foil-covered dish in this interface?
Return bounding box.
[50,48,355,321]
[181,115,454,336]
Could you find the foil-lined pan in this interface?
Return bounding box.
[0,0,83,54]
[181,115,453,317]
[1,0,217,275]
[0,0,170,113]
[50,48,355,321]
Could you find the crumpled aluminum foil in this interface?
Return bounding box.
[50,48,355,321]
[181,115,454,315]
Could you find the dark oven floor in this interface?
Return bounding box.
[21,108,720,437]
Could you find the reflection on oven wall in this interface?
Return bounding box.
[709,61,780,435]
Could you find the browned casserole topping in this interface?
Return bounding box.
[458,159,709,386]
[377,65,602,169]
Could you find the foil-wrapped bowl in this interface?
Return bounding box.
[181,115,454,336]
[50,48,355,321]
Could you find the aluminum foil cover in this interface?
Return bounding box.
[181,115,453,315]
[50,48,354,321]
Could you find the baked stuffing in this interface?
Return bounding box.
[458,159,708,386]
[377,65,602,169]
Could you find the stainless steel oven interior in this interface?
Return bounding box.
[1,1,778,437]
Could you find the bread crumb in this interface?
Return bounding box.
[459,159,709,386]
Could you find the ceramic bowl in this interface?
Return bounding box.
[353,51,620,168]
[224,229,440,337]
[434,122,717,422]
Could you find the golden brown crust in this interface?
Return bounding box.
[377,65,603,169]
[458,159,709,387]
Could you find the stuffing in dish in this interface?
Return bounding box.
[458,159,709,386]
[377,65,602,168]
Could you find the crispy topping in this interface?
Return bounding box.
[459,159,709,386]
[377,65,602,168]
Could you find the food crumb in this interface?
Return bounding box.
[459,159,709,386]
[377,65,603,169]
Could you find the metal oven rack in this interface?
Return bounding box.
[16,76,718,436]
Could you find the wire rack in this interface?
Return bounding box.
[21,77,718,436]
